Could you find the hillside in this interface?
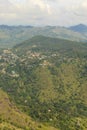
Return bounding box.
[0,36,87,130]
[0,89,59,130]
[14,35,87,58]
[0,25,87,48]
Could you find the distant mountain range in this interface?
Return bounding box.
[0,24,87,48]
[69,24,87,33]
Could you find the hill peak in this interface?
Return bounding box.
[69,24,87,33]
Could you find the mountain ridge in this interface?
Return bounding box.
[0,24,87,48]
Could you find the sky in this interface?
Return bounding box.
[0,0,87,26]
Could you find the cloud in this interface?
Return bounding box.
[0,0,16,13]
[0,0,87,26]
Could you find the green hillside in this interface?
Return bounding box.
[0,89,59,130]
[14,35,87,58]
[0,36,87,130]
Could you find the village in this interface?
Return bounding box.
[0,48,76,78]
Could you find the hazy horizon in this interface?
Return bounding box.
[0,23,86,28]
[0,0,87,26]
[0,23,87,28]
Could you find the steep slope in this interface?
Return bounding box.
[0,89,59,130]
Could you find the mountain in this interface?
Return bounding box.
[0,25,87,48]
[69,24,87,33]
[14,35,87,58]
[0,36,87,130]
[0,25,33,29]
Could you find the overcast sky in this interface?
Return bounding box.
[0,0,87,26]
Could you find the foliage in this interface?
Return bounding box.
[0,36,87,130]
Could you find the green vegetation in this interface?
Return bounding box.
[0,89,59,130]
[0,36,87,130]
